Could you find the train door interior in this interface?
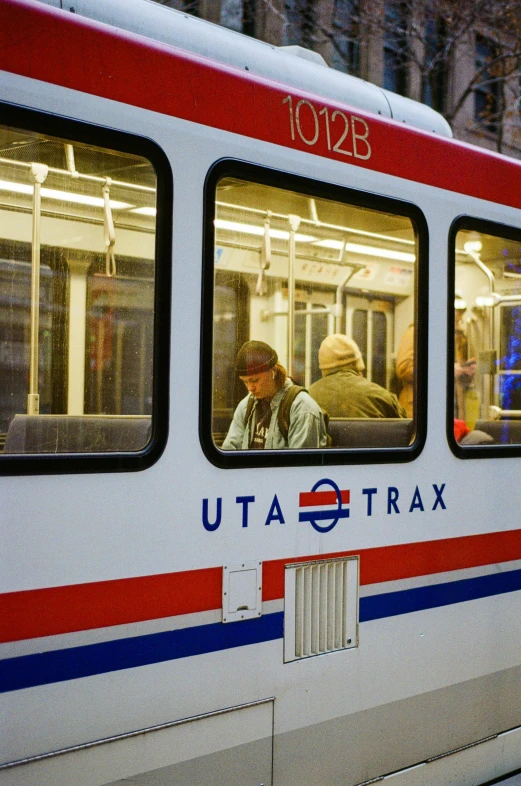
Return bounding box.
[346,295,393,389]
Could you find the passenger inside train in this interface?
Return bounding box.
[221,340,328,450]
[308,334,406,419]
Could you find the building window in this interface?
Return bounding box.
[422,15,445,112]
[284,0,315,49]
[475,35,499,134]
[155,0,199,14]
[220,0,256,36]
[383,1,408,95]
[330,0,360,75]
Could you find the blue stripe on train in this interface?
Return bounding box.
[2,569,521,693]
[0,612,284,693]
[360,568,521,622]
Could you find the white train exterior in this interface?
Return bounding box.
[1,1,521,785]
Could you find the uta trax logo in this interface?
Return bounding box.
[201,479,446,532]
[298,478,350,533]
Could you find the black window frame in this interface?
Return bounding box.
[0,102,173,476]
[201,159,429,469]
[448,215,521,459]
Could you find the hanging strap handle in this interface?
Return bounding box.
[103,177,116,277]
[256,211,272,296]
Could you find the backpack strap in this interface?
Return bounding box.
[244,394,256,427]
[277,385,306,442]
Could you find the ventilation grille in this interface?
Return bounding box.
[284,557,359,662]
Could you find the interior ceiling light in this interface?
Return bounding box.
[0,179,133,209]
[314,238,415,263]
[215,201,415,246]
[463,240,483,253]
[131,206,157,216]
[215,218,414,261]
[215,219,316,243]
[475,295,496,307]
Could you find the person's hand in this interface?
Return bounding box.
[455,359,476,379]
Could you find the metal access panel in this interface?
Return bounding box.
[222,561,263,623]
[6,700,274,786]
[103,701,274,786]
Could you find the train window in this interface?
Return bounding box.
[202,162,428,467]
[450,218,521,455]
[0,111,171,471]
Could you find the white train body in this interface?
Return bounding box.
[1,1,521,785]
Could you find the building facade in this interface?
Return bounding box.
[154,0,521,159]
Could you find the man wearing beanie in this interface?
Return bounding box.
[309,334,406,419]
[222,340,327,450]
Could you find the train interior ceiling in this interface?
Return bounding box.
[2,123,521,455]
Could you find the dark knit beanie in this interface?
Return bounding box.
[235,341,278,376]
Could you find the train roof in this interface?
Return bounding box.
[36,0,452,138]
[2,0,521,213]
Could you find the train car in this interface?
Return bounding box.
[1,0,521,784]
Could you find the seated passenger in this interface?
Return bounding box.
[454,418,493,445]
[222,341,328,450]
[309,334,407,419]
[395,323,414,418]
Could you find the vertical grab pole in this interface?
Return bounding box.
[335,270,356,333]
[27,163,48,416]
[334,238,350,334]
[287,214,300,378]
[465,244,495,414]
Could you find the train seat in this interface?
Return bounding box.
[473,419,521,444]
[3,414,152,454]
[328,417,414,448]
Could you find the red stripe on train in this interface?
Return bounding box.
[2,530,521,643]
[1,0,521,210]
[0,568,222,644]
[299,490,350,507]
[263,529,521,600]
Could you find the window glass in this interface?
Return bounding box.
[284,0,315,48]
[331,0,360,75]
[474,35,499,134]
[352,309,368,363]
[452,224,521,450]
[210,173,420,457]
[372,310,388,388]
[422,15,446,112]
[0,123,158,457]
[383,0,408,95]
